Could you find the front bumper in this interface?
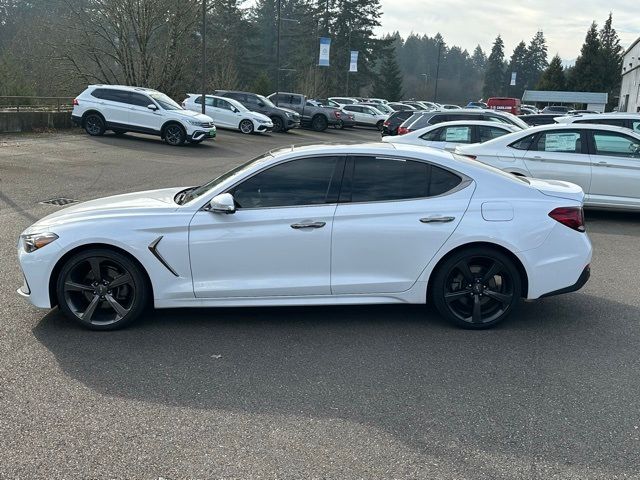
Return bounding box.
[285,118,301,129]
[188,128,216,141]
[257,124,273,132]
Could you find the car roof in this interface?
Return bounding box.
[558,112,640,121]
[88,84,157,93]
[506,122,639,136]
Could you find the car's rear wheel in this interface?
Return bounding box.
[56,249,149,330]
[239,119,254,134]
[271,116,284,133]
[432,247,521,329]
[334,120,344,129]
[164,124,186,146]
[84,114,105,136]
[311,115,328,132]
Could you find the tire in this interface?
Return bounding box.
[431,247,522,329]
[239,119,254,134]
[271,116,285,133]
[163,123,186,146]
[84,113,105,136]
[376,120,384,131]
[112,129,126,136]
[56,248,149,330]
[311,115,328,132]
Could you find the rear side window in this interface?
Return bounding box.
[478,125,509,142]
[534,131,582,153]
[343,157,462,203]
[429,114,450,125]
[509,133,537,150]
[94,89,130,104]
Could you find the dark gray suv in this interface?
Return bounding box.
[214,90,301,133]
[398,109,529,134]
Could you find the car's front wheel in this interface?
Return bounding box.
[239,119,254,134]
[164,124,186,146]
[56,248,149,330]
[431,247,521,329]
[271,116,284,133]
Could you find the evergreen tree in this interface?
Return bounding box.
[599,13,623,109]
[471,45,487,72]
[370,50,403,100]
[569,22,602,91]
[507,41,528,97]
[536,54,566,90]
[251,70,273,95]
[483,35,506,98]
[523,30,548,89]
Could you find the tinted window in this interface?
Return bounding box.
[576,118,625,127]
[633,121,640,133]
[509,133,537,150]
[478,125,509,142]
[91,88,108,99]
[346,157,461,202]
[534,131,582,153]
[194,96,214,106]
[593,132,640,157]
[129,92,151,107]
[98,90,130,104]
[421,127,443,141]
[214,98,233,110]
[429,114,450,125]
[231,157,341,208]
[482,114,509,124]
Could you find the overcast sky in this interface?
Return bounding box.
[376,0,638,61]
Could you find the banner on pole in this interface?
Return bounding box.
[349,51,359,72]
[318,37,331,66]
[510,71,517,86]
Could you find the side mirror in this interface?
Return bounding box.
[147,104,158,111]
[205,193,236,214]
[257,102,265,107]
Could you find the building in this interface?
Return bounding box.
[522,90,607,112]
[620,37,640,112]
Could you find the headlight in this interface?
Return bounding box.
[257,119,269,124]
[285,112,294,118]
[187,120,206,126]
[22,232,58,253]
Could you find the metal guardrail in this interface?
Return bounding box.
[0,96,75,112]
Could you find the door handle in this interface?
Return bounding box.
[532,156,544,161]
[420,216,455,223]
[596,161,609,167]
[290,221,326,229]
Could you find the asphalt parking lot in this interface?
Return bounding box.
[1,126,640,479]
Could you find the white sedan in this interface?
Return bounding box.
[182,94,273,134]
[456,123,640,210]
[382,120,521,151]
[17,144,591,330]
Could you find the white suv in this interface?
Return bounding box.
[71,85,216,146]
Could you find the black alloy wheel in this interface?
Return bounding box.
[271,116,284,133]
[311,115,328,132]
[164,124,186,146]
[56,249,148,330]
[84,114,105,136]
[432,248,521,329]
[239,119,254,134]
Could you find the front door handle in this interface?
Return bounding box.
[420,216,455,223]
[596,161,609,167]
[290,221,326,229]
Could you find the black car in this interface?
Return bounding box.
[381,110,416,136]
[214,90,301,132]
[519,114,560,126]
[387,102,416,112]
[541,105,571,114]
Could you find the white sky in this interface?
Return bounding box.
[376,0,638,61]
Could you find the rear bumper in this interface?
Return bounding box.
[71,114,82,126]
[540,265,590,298]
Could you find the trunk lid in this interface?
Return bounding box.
[527,177,585,204]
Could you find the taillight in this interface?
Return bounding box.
[334,111,341,118]
[72,98,79,106]
[549,207,585,232]
[397,126,411,135]
[383,121,390,127]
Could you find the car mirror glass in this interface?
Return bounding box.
[205,193,236,214]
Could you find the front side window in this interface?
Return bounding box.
[231,156,341,209]
[130,92,152,107]
[593,131,640,157]
[213,98,231,110]
[534,131,582,153]
[632,121,640,133]
[344,157,462,203]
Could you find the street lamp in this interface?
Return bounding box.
[275,0,299,105]
[201,0,206,114]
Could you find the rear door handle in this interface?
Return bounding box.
[596,161,609,167]
[290,221,326,229]
[420,216,455,223]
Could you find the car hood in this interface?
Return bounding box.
[171,109,214,123]
[24,187,185,232]
[248,111,273,122]
[278,107,300,117]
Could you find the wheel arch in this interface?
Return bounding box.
[160,120,185,138]
[48,243,154,308]
[426,241,529,300]
[81,109,105,126]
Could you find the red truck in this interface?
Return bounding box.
[487,97,522,115]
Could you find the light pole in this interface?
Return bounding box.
[433,41,442,102]
[274,0,298,105]
[201,0,206,114]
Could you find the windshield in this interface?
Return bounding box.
[226,97,248,112]
[150,93,183,110]
[258,95,276,108]
[176,152,273,205]
[499,111,529,129]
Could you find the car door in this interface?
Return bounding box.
[361,107,379,126]
[127,92,163,133]
[211,98,238,128]
[441,125,473,151]
[587,129,640,207]
[189,156,345,298]
[331,156,474,294]
[343,105,362,124]
[98,89,130,126]
[521,129,592,194]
